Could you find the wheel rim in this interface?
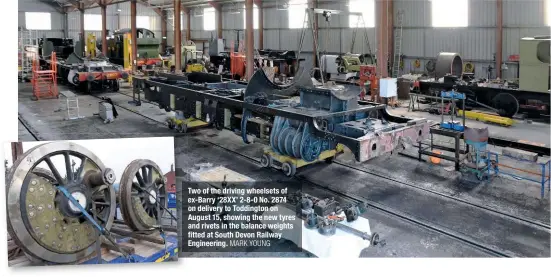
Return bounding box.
[260,155,270,167]
[7,142,115,264]
[119,159,167,231]
[282,163,291,176]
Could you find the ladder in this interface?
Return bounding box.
[392,11,404,78]
[31,52,58,100]
[67,98,82,120]
[19,28,38,82]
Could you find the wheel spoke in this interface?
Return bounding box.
[141,167,148,183]
[91,185,108,201]
[63,152,73,181]
[44,156,65,186]
[135,172,146,187]
[94,201,110,207]
[76,157,88,181]
[147,166,153,184]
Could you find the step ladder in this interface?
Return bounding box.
[67,98,82,120]
[392,11,404,78]
[19,28,38,82]
[31,52,58,100]
[59,91,83,120]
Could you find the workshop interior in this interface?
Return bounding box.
[9,0,551,265]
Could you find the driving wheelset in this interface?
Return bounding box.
[118,159,168,232]
[6,142,117,264]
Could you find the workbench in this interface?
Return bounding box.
[418,125,470,171]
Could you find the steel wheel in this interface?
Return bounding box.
[177,123,188,133]
[6,142,116,264]
[281,162,296,177]
[260,154,271,168]
[119,159,167,231]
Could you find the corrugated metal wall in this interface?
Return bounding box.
[18,0,66,38]
[66,2,163,42]
[396,0,549,79]
[18,1,162,44]
[19,0,550,79]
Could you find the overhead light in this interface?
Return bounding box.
[117,9,121,12]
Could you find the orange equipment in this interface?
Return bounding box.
[229,40,246,80]
[31,52,58,100]
[358,65,378,102]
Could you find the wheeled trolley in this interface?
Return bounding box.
[260,144,345,177]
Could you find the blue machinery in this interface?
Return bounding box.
[439,91,466,132]
[460,126,490,183]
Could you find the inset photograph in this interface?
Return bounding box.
[5,137,178,266]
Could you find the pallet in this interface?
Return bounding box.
[189,165,255,183]
[8,230,178,266]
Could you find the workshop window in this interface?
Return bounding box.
[349,0,375,28]
[243,4,259,30]
[25,12,51,30]
[84,14,102,31]
[431,0,468,27]
[288,0,308,29]
[203,7,216,31]
[137,16,150,30]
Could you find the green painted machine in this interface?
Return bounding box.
[519,36,550,93]
[99,28,162,68]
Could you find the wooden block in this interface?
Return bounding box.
[9,256,30,267]
[189,166,254,183]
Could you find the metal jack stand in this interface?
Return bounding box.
[129,85,142,106]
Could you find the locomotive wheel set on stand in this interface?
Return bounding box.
[6,142,169,264]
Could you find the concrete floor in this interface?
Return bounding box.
[18,82,175,141]
[16,82,551,257]
[175,136,494,257]
[174,130,550,257]
[390,102,550,146]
